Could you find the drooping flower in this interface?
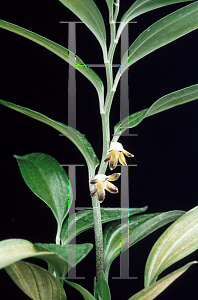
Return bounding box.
[89,173,120,203]
[104,141,134,170]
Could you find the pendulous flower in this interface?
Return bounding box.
[104,141,134,170]
[90,173,120,203]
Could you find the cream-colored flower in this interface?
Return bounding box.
[104,141,134,170]
[90,173,120,203]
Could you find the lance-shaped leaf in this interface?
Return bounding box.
[105,0,114,16]
[103,211,185,279]
[144,206,198,287]
[14,153,72,230]
[34,242,93,270]
[65,280,96,300]
[0,239,93,280]
[0,99,99,178]
[61,206,148,244]
[94,271,111,300]
[128,261,197,300]
[113,84,198,138]
[59,0,107,59]
[0,19,104,112]
[5,261,67,300]
[117,0,194,42]
[114,1,198,88]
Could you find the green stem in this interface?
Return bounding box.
[91,0,121,283]
[56,223,61,245]
[98,112,110,175]
[113,0,120,23]
[91,195,104,281]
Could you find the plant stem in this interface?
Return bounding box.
[56,223,61,245]
[114,0,120,23]
[98,112,110,175]
[91,195,104,281]
[91,1,121,282]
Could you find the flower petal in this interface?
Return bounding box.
[90,179,97,185]
[109,141,124,151]
[94,174,107,182]
[123,150,134,157]
[104,152,111,162]
[118,152,127,166]
[107,173,121,181]
[90,187,98,197]
[109,149,119,170]
[106,181,118,194]
[98,188,105,203]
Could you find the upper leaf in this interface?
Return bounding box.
[0,19,104,112]
[105,0,114,16]
[144,206,198,287]
[115,1,198,83]
[59,0,107,59]
[6,261,67,300]
[14,153,72,229]
[117,0,194,42]
[61,206,148,244]
[0,99,99,178]
[113,84,198,138]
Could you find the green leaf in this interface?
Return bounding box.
[61,206,148,244]
[144,206,198,287]
[34,243,93,269]
[0,99,99,178]
[65,280,96,300]
[103,211,185,279]
[117,0,194,41]
[105,0,114,15]
[0,19,104,112]
[113,84,198,137]
[128,261,197,300]
[94,271,111,300]
[0,239,93,280]
[5,261,67,300]
[14,153,72,229]
[115,1,198,84]
[59,0,107,59]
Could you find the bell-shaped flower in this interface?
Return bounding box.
[90,173,120,203]
[104,141,134,170]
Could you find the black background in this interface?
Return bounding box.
[0,1,198,299]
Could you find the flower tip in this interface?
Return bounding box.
[110,162,116,170]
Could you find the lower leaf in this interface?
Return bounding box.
[103,211,184,280]
[0,239,93,281]
[144,206,198,287]
[65,280,95,300]
[94,271,111,300]
[5,261,67,300]
[128,261,197,300]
